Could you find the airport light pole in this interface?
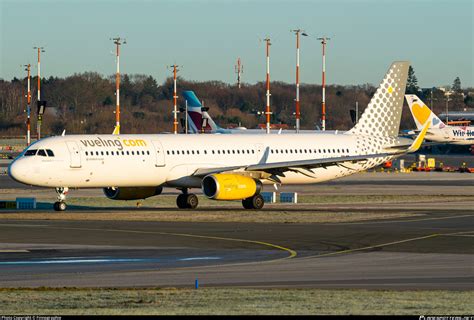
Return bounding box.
[33,46,45,139]
[24,64,32,145]
[111,37,126,134]
[317,36,330,131]
[445,91,452,123]
[291,29,308,133]
[264,38,272,134]
[170,64,180,134]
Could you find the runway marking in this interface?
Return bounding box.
[180,257,221,261]
[325,214,474,225]
[302,230,474,260]
[0,224,297,263]
[0,258,148,265]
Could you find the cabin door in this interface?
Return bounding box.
[152,140,166,167]
[66,141,82,168]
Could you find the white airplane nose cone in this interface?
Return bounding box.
[8,160,26,184]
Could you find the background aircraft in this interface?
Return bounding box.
[406,94,474,145]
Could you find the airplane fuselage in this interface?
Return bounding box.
[9,133,408,189]
[426,127,474,145]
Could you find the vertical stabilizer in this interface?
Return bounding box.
[405,94,445,130]
[349,61,409,137]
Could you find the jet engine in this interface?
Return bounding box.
[202,174,262,200]
[103,186,163,200]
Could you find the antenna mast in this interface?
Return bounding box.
[235,58,243,89]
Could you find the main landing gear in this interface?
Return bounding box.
[242,194,265,210]
[54,187,68,211]
[176,189,199,209]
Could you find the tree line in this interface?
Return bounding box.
[0,70,472,136]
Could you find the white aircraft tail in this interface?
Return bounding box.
[405,94,445,130]
[349,61,409,137]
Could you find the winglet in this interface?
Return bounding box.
[407,120,430,153]
[112,125,120,135]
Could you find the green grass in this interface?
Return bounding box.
[0,288,471,315]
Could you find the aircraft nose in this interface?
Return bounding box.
[8,159,27,184]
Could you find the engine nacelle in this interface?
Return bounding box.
[103,186,163,200]
[202,174,262,200]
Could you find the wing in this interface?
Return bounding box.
[193,123,430,180]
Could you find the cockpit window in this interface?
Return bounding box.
[37,149,47,157]
[24,149,37,156]
[46,149,55,157]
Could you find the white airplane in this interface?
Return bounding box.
[9,61,428,211]
[406,94,474,145]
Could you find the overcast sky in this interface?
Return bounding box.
[1,0,473,87]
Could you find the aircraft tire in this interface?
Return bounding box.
[54,201,67,211]
[186,194,199,209]
[176,194,188,209]
[242,194,264,210]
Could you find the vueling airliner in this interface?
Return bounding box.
[406,94,474,145]
[9,61,428,211]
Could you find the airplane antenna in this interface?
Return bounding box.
[317,36,331,131]
[23,64,32,145]
[291,29,308,133]
[110,37,126,134]
[33,46,45,139]
[168,64,181,134]
[235,58,243,89]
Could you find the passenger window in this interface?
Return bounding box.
[126,151,129,155]
[252,150,255,154]
[24,149,37,156]
[106,151,109,156]
[204,150,207,154]
[37,149,47,157]
[85,151,88,156]
[192,150,195,155]
[212,150,215,154]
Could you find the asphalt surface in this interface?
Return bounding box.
[0,210,472,289]
[0,170,473,289]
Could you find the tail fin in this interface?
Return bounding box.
[182,91,222,133]
[348,61,409,137]
[405,94,445,130]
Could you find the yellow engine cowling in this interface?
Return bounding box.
[103,186,163,200]
[202,174,262,200]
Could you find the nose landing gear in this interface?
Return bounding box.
[54,187,69,211]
